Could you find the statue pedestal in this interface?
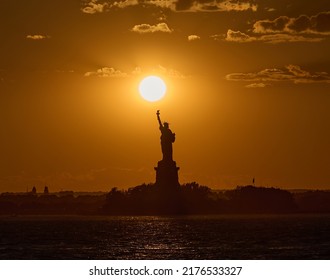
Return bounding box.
[154,159,180,190]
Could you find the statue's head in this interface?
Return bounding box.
[164,122,169,128]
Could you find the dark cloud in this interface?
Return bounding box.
[254,16,290,33]
[224,30,323,43]
[174,0,257,12]
[81,0,257,13]
[254,11,330,35]
[312,12,330,33]
[175,0,194,11]
[224,11,330,44]
[226,65,330,85]
[287,15,310,33]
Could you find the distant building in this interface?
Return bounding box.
[44,186,49,195]
[31,186,37,194]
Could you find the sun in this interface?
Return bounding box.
[138,76,167,102]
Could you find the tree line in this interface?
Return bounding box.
[1,184,330,215]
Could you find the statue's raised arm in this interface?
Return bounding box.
[157,110,163,128]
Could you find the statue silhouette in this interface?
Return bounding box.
[157,110,175,162]
[154,110,179,189]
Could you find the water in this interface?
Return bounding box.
[0,214,329,259]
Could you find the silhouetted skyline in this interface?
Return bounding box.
[2,184,330,215]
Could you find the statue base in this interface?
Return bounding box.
[154,159,180,190]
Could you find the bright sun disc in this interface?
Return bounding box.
[139,76,166,102]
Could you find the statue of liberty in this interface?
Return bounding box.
[157,110,175,162]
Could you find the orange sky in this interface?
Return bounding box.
[1,0,330,192]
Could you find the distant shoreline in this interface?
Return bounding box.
[1,185,330,215]
[2,188,330,195]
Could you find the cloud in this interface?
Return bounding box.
[131,22,172,33]
[226,65,330,85]
[253,12,330,35]
[224,11,330,44]
[210,34,225,41]
[254,16,289,33]
[188,34,201,41]
[82,0,173,11]
[26,34,49,40]
[245,83,268,88]
[112,0,139,8]
[258,33,323,43]
[146,0,175,9]
[84,67,128,78]
[133,65,185,78]
[156,65,186,78]
[174,0,257,12]
[81,0,257,13]
[132,67,142,75]
[224,29,324,43]
[220,0,257,12]
[132,65,185,78]
[84,65,185,78]
[225,29,256,42]
[81,0,108,14]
